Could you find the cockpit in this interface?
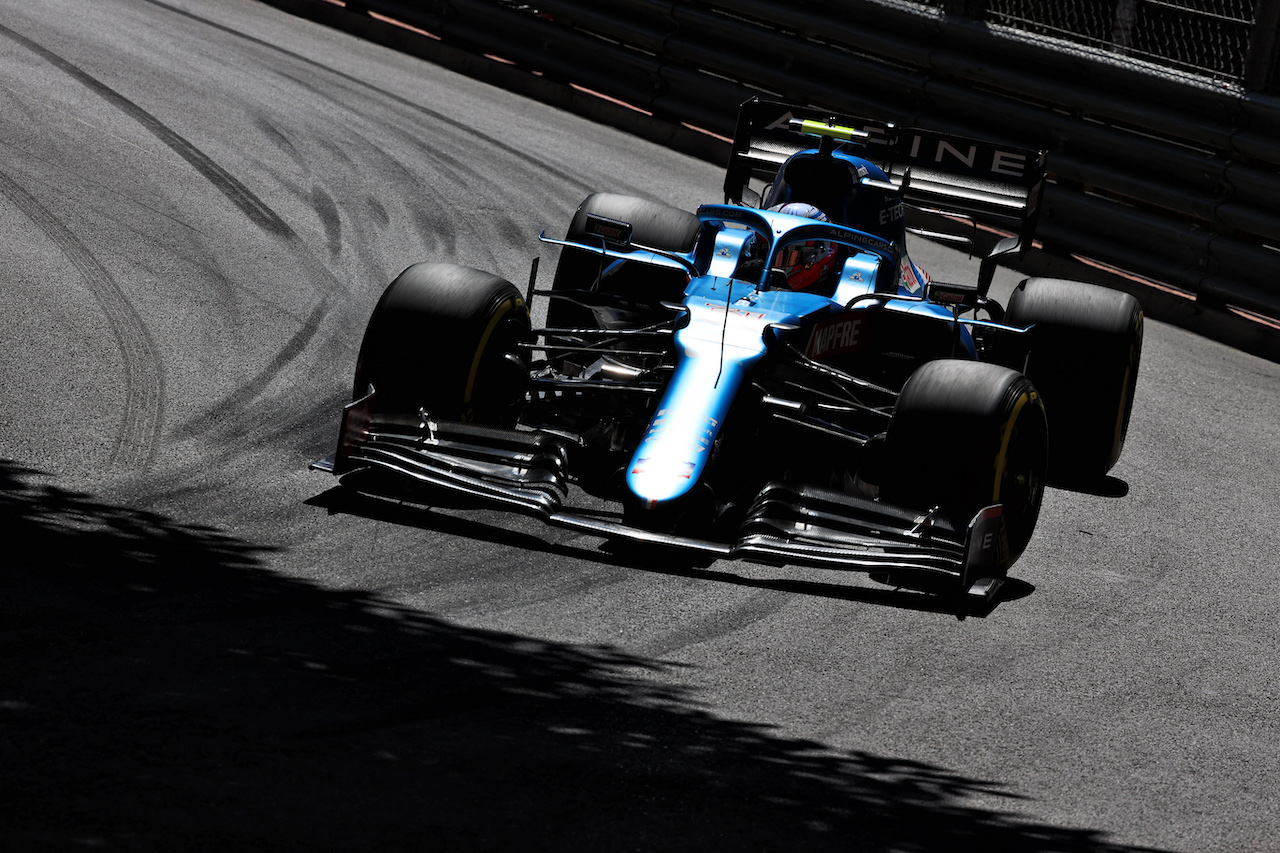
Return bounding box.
[695,205,900,301]
[762,151,907,247]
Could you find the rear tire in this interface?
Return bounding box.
[1004,278,1143,483]
[883,359,1048,564]
[352,263,529,423]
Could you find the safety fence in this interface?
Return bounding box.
[931,0,1277,89]
[271,0,1280,321]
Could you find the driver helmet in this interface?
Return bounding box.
[769,203,838,292]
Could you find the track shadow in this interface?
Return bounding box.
[3,460,1164,851]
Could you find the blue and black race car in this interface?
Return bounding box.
[313,99,1143,604]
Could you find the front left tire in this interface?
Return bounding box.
[352,262,529,424]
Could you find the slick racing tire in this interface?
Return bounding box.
[548,193,699,336]
[1004,278,1143,484]
[352,263,529,423]
[883,359,1048,565]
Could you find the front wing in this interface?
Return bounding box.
[312,393,1012,602]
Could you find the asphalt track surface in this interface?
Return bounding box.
[2,1,1279,849]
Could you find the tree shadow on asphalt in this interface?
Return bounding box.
[1,459,1163,852]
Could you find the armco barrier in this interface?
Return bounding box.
[265,0,1280,324]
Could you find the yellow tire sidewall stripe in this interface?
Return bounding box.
[993,389,1038,504]
[462,296,523,422]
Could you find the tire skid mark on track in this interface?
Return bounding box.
[171,296,333,441]
[365,196,390,228]
[311,185,342,259]
[0,168,164,470]
[0,22,294,240]
[636,589,793,660]
[254,114,307,169]
[0,22,351,421]
[141,0,600,197]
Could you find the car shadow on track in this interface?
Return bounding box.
[606,553,1038,620]
[2,459,1165,852]
[309,484,1035,619]
[1056,474,1130,498]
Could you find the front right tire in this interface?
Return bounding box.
[882,359,1048,565]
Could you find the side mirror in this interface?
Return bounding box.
[583,213,633,247]
[926,280,981,310]
[765,268,790,291]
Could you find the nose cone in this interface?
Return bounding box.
[625,278,824,508]
[625,357,731,506]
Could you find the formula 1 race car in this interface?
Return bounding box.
[313,98,1143,604]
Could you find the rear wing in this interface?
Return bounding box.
[723,98,1047,260]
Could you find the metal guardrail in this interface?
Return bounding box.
[268,0,1280,321]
